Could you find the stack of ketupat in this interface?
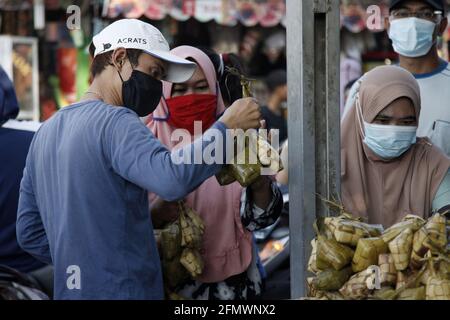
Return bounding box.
[306,212,449,300]
[160,201,205,299]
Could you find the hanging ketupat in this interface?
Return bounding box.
[215,67,282,187]
[160,201,206,297]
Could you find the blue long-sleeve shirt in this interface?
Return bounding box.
[16,100,228,299]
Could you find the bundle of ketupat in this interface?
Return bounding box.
[178,201,205,278]
[160,220,188,288]
[352,237,388,272]
[215,67,282,187]
[324,214,383,247]
[160,201,205,298]
[306,212,449,300]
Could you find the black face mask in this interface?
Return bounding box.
[118,69,162,117]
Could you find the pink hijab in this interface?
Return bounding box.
[146,46,252,283]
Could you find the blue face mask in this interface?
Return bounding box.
[363,122,417,159]
[356,95,417,159]
[388,17,436,58]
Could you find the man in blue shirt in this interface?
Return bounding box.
[16,19,261,299]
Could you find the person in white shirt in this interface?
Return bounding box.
[343,0,450,156]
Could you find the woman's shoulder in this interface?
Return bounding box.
[415,137,450,167]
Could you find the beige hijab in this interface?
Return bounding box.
[341,65,450,227]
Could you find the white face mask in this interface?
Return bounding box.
[388,17,436,58]
[363,122,417,159]
[356,95,417,159]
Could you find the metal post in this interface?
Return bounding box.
[286,0,341,299]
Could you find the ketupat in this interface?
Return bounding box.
[395,267,425,291]
[426,276,450,300]
[215,165,236,185]
[333,220,371,247]
[160,202,206,294]
[370,287,397,300]
[306,277,318,298]
[339,269,374,299]
[378,253,397,286]
[316,235,354,271]
[308,238,319,274]
[215,67,282,187]
[160,219,182,261]
[396,286,426,300]
[381,215,425,243]
[179,202,204,248]
[410,226,429,269]
[321,291,345,300]
[324,214,382,247]
[180,248,204,278]
[306,212,449,300]
[228,151,261,187]
[423,213,447,253]
[162,256,189,288]
[422,254,450,299]
[409,213,447,269]
[352,237,388,272]
[310,267,353,291]
[388,228,413,271]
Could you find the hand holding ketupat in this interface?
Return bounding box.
[218,97,262,130]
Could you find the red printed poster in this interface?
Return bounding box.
[260,0,285,27]
[145,0,166,20]
[57,47,77,105]
[182,0,196,16]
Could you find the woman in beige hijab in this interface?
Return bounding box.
[341,65,450,227]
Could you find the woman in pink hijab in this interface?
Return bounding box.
[146,46,282,300]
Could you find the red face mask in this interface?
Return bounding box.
[166,94,217,135]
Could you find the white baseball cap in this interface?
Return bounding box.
[92,19,196,83]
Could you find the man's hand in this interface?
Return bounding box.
[150,197,180,228]
[219,97,261,130]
